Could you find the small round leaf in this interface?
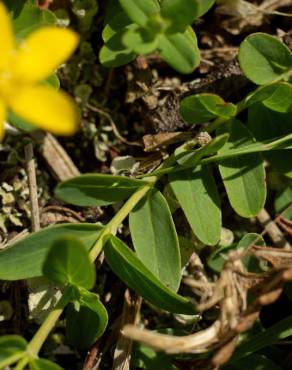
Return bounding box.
[43,237,96,289]
[239,33,292,85]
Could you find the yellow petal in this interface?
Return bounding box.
[0,100,6,141]
[13,27,79,82]
[9,85,79,135]
[0,3,15,70]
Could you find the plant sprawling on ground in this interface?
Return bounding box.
[0,1,292,369]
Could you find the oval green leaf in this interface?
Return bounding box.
[66,290,108,349]
[195,0,215,17]
[161,0,199,33]
[7,110,37,132]
[43,237,96,289]
[239,33,292,85]
[29,359,63,370]
[119,0,160,27]
[218,120,266,217]
[55,174,148,207]
[104,235,196,314]
[169,164,221,246]
[99,29,137,68]
[122,25,159,54]
[129,189,181,291]
[158,28,200,74]
[180,93,236,125]
[0,335,27,362]
[0,223,102,280]
[102,0,131,42]
[243,82,292,113]
[10,2,57,39]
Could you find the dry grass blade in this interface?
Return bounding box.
[122,321,221,354]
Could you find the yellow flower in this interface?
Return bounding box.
[0,3,80,140]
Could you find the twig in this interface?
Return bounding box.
[257,208,291,249]
[122,321,221,354]
[25,142,40,232]
[112,290,142,370]
[37,133,80,181]
[87,104,143,147]
[82,341,101,370]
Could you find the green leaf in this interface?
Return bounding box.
[243,82,292,113]
[66,290,108,349]
[161,0,199,33]
[180,93,236,125]
[233,314,292,359]
[275,186,292,220]
[3,0,28,14]
[43,74,60,90]
[239,33,292,85]
[0,335,27,362]
[0,223,102,280]
[99,29,137,68]
[175,133,230,167]
[43,237,96,289]
[102,15,131,43]
[122,25,159,54]
[132,343,177,370]
[208,233,265,272]
[236,234,267,274]
[248,104,292,178]
[158,27,200,74]
[10,2,57,39]
[195,0,215,17]
[103,0,132,42]
[218,120,266,217]
[29,359,63,370]
[224,354,282,370]
[129,189,181,291]
[55,174,148,207]
[119,0,160,27]
[104,236,196,314]
[7,110,37,132]
[169,165,221,246]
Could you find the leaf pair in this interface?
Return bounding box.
[42,237,108,349]
[57,178,196,313]
[100,0,215,73]
[159,120,266,239]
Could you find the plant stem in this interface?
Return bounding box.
[27,291,69,356]
[89,180,155,261]
[14,357,29,370]
[22,128,202,357]
[25,179,158,357]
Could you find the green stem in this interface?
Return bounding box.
[26,178,159,357]
[14,357,29,370]
[89,180,155,261]
[23,109,226,356]
[27,290,69,356]
[0,352,26,369]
